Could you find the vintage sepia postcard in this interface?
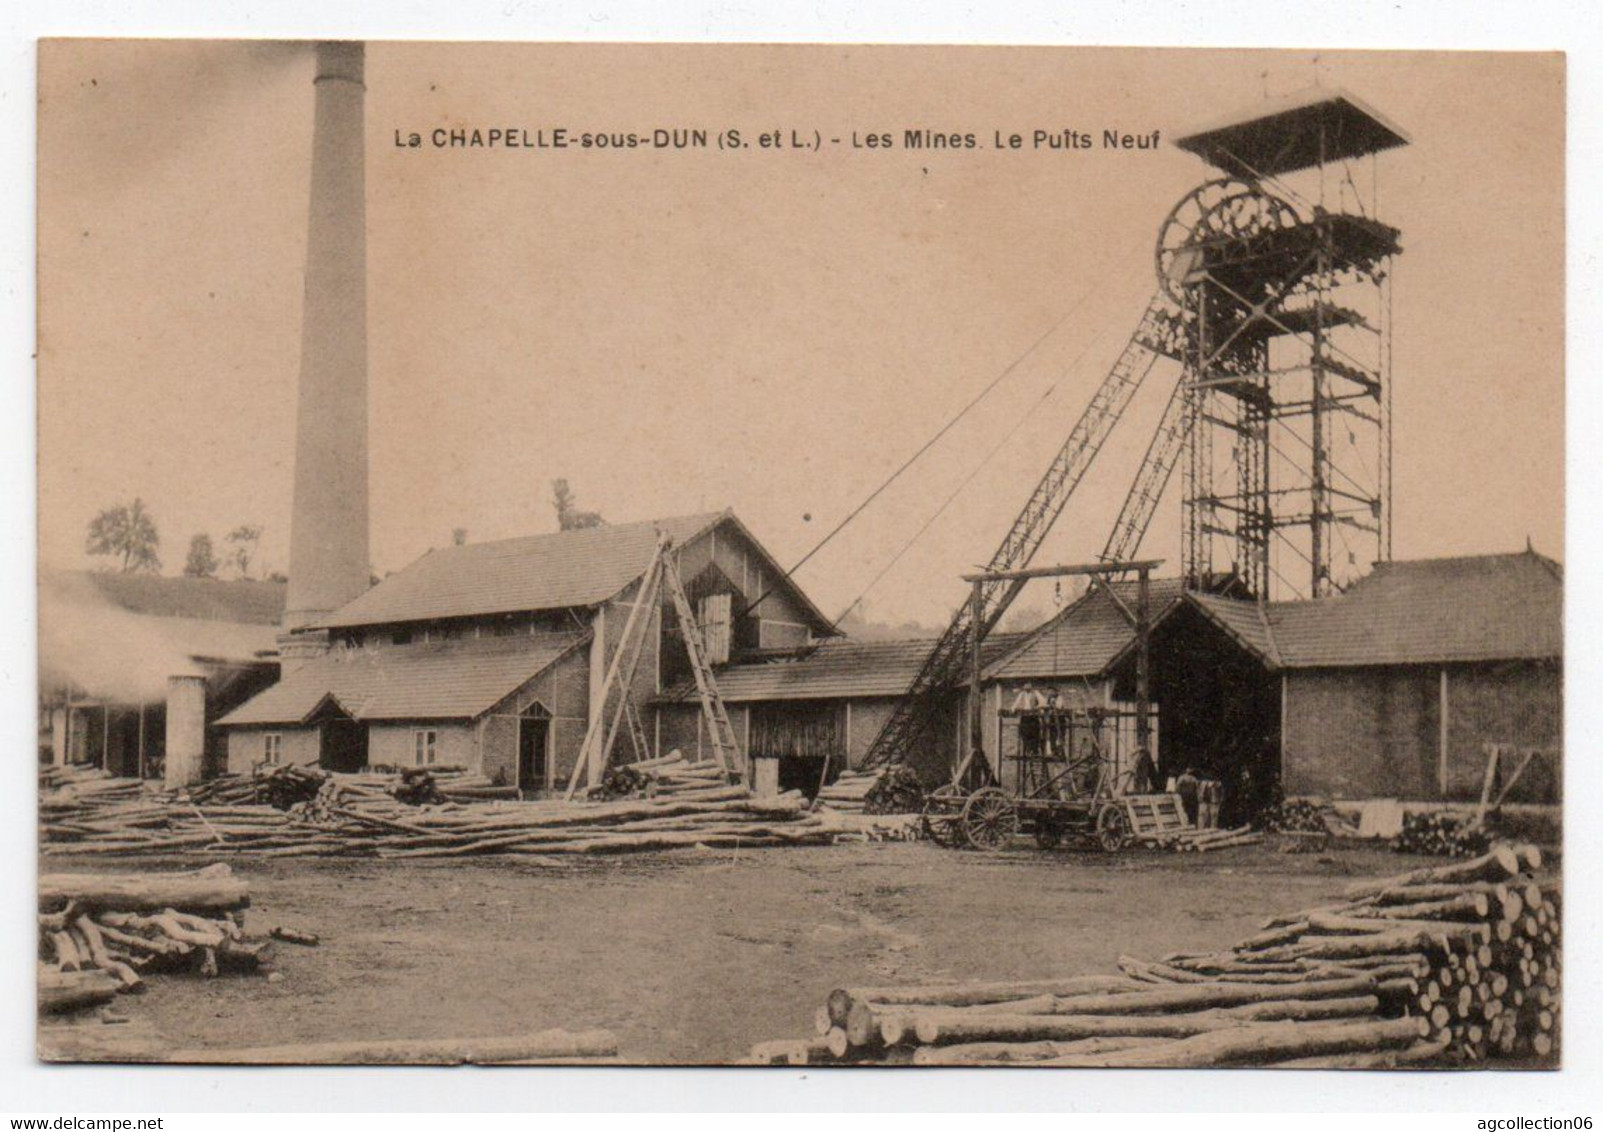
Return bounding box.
[36,40,1563,1069]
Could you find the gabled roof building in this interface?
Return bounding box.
[216,510,837,794]
[970,550,1562,811]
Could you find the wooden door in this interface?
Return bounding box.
[518,715,550,795]
[320,717,367,773]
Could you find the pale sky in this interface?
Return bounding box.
[37,43,1564,626]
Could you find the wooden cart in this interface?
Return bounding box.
[922,705,1157,852]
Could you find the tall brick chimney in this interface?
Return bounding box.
[282,41,369,659]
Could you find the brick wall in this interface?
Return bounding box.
[650,700,754,779]
[479,643,592,791]
[1445,660,1562,802]
[1283,667,1439,799]
[1283,661,1560,802]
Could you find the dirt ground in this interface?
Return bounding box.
[38,840,1528,1064]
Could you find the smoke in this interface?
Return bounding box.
[38,574,204,705]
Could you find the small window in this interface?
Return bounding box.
[392,628,413,645]
[413,729,438,766]
[263,733,282,765]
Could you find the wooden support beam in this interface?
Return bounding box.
[962,558,1164,584]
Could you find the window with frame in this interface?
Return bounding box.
[412,729,438,766]
[263,733,282,765]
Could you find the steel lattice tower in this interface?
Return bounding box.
[1164,92,1408,599]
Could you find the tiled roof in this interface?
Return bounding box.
[1188,592,1280,666]
[659,633,1026,703]
[217,633,586,726]
[316,512,724,629]
[43,569,286,625]
[985,579,1189,681]
[1266,551,1562,668]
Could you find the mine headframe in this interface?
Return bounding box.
[861,89,1409,776]
[1165,89,1410,600]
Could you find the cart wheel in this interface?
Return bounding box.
[1033,823,1063,850]
[921,785,965,849]
[923,815,961,848]
[962,788,1019,852]
[1096,804,1134,853]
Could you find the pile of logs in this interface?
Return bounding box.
[1392,810,1493,858]
[814,771,876,814]
[816,768,931,820]
[41,1028,624,1066]
[257,764,328,809]
[38,864,272,1014]
[1155,826,1264,854]
[41,757,849,860]
[40,767,149,811]
[392,767,446,806]
[1261,798,1330,834]
[862,765,926,815]
[745,842,1558,1067]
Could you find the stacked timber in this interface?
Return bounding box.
[1154,825,1264,853]
[745,842,1558,1067]
[1392,810,1493,858]
[40,1028,623,1066]
[41,758,840,860]
[40,768,151,812]
[37,864,272,1013]
[863,765,926,815]
[186,775,259,806]
[815,771,877,813]
[1259,797,1359,836]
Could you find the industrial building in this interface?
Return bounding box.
[40,49,1562,827]
[216,510,836,794]
[656,633,1027,792]
[964,549,1562,811]
[38,569,283,781]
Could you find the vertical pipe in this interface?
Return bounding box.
[164,675,208,789]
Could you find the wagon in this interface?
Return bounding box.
[921,705,1150,852]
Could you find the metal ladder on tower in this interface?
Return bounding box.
[661,545,743,778]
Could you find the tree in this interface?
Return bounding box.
[226,524,263,579]
[184,533,219,578]
[85,499,161,573]
[551,478,603,531]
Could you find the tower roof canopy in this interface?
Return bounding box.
[1175,88,1410,178]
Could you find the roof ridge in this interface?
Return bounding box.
[1378,548,1558,568]
[429,510,730,556]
